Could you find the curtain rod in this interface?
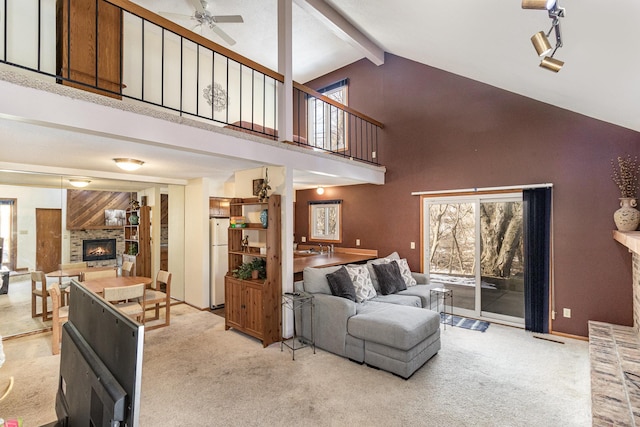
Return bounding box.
[411,183,554,196]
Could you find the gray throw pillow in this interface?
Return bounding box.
[372,261,406,295]
[326,266,357,301]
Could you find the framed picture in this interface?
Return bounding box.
[105,209,126,226]
[253,179,264,196]
[309,200,342,243]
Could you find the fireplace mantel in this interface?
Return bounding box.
[613,230,640,254]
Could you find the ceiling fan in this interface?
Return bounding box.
[159,0,244,46]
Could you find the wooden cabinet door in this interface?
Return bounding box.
[243,282,263,338]
[57,0,122,98]
[225,277,242,329]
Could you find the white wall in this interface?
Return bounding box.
[184,178,210,308]
[168,184,185,301]
[0,184,64,271]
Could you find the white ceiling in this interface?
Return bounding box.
[135,0,640,133]
[3,0,639,192]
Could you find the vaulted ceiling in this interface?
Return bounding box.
[136,0,640,133]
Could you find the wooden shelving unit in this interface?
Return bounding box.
[123,206,151,277]
[225,195,281,347]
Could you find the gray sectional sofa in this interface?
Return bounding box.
[296,252,442,379]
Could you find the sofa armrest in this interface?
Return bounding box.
[411,272,428,284]
[300,293,356,357]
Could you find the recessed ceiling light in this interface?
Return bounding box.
[113,158,144,171]
[69,179,91,188]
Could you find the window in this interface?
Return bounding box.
[424,193,525,325]
[309,200,342,243]
[308,79,348,152]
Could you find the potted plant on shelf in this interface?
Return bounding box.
[232,258,267,280]
[611,155,640,231]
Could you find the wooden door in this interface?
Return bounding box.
[243,282,263,338]
[224,277,243,329]
[36,209,62,273]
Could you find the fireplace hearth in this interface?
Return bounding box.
[83,239,117,262]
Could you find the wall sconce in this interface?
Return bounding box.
[69,179,91,188]
[114,158,144,171]
[523,0,565,72]
[316,186,325,195]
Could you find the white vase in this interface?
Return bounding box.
[614,197,640,231]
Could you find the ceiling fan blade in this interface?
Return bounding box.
[212,15,244,24]
[209,25,236,46]
[158,12,193,21]
[187,0,206,14]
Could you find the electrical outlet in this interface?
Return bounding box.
[356,239,361,246]
[552,311,556,320]
[410,242,415,249]
[372,151,377,159]
[301,236,306,243]
[563,308,571,318]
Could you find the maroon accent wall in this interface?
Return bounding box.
[295,53,640,337]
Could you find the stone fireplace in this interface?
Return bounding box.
[588,231,640,424]
[70,229,124,267]
[82,238,117,262]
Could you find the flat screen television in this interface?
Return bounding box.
[53,279,144,427]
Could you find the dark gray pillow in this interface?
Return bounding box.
[326,266,356,301]
[373,261,406,295]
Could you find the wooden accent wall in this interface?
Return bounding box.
[66,190,132,230]
[56,0,123,98]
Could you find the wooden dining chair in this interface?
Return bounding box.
[82,269,117,281]
[59,261,88,270]
[121,261,135,277]
[48,283,69,355]
[140,270,172,329]
[31,271,52,321]
[103,284,146,323]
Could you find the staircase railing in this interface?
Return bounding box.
[0,0,382,165]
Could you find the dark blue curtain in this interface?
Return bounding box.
[523,187,552,333]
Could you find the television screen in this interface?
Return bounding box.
[55,280,144,427]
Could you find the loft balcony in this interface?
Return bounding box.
[0,0,383,166]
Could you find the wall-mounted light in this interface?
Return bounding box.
[69,179,91,188]
[114,158,144,171]
[316,186,325,195]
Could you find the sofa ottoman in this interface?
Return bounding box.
[348,302,441,379]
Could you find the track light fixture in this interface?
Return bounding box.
[521,0,556,10]
[522,0,566,72]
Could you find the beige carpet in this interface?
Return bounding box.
[0,303,591,426]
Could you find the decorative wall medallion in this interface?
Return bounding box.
[203,82,228,112]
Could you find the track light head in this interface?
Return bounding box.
[522,0,556,10]
[540,56,564,72]
[531,31,553,57]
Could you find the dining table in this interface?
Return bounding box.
[81,275,153,295]
[46,266,117,284]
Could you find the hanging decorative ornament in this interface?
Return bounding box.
[203,82,228,112]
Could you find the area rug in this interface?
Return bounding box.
[441,314,490,332]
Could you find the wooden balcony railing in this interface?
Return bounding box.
[0,0,382,165]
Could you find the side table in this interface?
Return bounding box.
[281,292,315,360]
[429,287,453,329]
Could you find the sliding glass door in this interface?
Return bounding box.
[424,194,524,325]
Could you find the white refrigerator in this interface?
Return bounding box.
[210,218,229,309]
